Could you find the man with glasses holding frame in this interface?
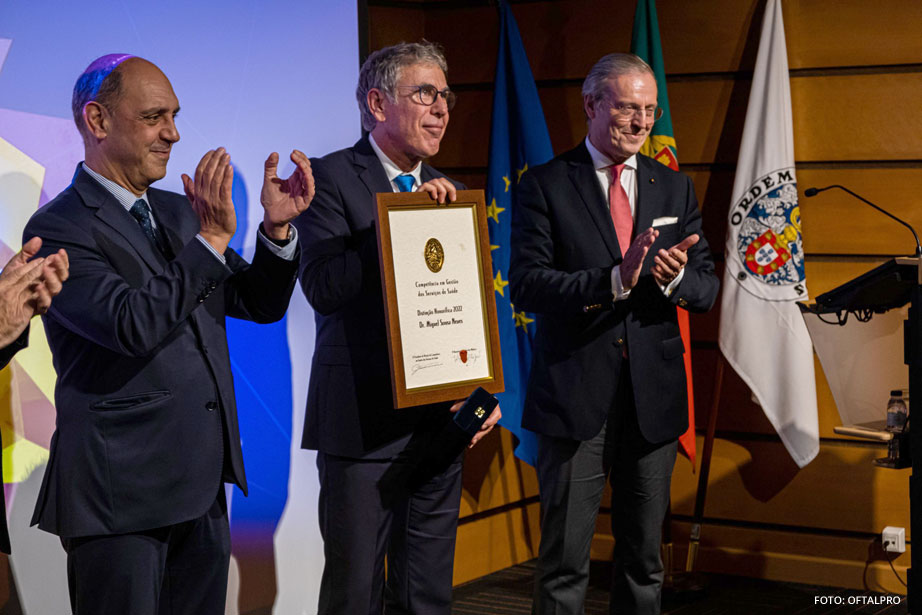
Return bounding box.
[293,41,499,615]
[509,53,718,615]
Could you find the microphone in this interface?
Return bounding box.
[804,184,922,257]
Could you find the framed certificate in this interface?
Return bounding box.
[376,189,504,408]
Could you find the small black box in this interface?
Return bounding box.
[452,387,499,437]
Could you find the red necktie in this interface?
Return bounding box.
[609,163,633,256]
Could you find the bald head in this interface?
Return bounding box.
[72,54,136,140]
[77,56,181,195]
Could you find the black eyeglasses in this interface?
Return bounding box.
[396,84,457,111]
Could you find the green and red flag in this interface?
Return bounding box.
[631,0,698,466]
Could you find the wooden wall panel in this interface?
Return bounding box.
[429,0,922,85]
[366,0,921,593]
[427,2,635,85]
[440,73,922,173]
[669,439,910,535]
[424,6,495,84]
[658,0,922,73]
[454,501,541,586]
[784,0,922,69]
[671,74,922,166]
[458,428,539,518]
[593,522,910,594]
[792,72,922,162]
[799,168,922,255]
[688,350,849,440]
[367,6,425,52]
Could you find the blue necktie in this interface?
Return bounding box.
[394,174,415,193]
[129,199,162,252]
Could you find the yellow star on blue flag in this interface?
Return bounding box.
[513,310,534,330]
[516,163,528,182]
[487,198,505,224]
[493,270,509,296]
[484,1,554,465]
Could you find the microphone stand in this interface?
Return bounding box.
[804,185,922,257]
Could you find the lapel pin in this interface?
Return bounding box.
[649,178,655,184]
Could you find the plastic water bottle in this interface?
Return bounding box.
[886,390,908,432]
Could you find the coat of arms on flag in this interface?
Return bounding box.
[727,167,806,301]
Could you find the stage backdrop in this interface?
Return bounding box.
[0,2,359,613]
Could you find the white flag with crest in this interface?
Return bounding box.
[718,0,818,468]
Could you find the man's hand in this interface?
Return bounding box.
[450,400,502,448]
[181,147,237,254]
[651,234,699,286]
[620,227,659,291]
[33,248,69,314]
[0,237,69,348]
[417,177,457,204]
[261,150,314,240]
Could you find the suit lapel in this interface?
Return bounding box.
[567,144,621,261]
[420,164,438,183]
[633,155,659,234]
[72,167,166,271]
[352,138,392,199]
[148,190,191,260]
[145,190,213,337]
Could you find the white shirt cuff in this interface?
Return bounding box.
[196,235,227,265]
[611,266,631,301]
[257,224,298,261]
[660,268,685,297]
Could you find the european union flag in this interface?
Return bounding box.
[487,1,553,465]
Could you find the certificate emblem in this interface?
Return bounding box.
[424,238,444,273]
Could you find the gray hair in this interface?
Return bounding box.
[581,53,654,104]
[356,41,448,132]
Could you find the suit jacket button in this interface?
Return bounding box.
[206,401,218,411]
[678,298,688,308]
[615,337,624,346]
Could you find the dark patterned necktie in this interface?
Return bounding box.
[129,199,162,252]
[394,174,415,192]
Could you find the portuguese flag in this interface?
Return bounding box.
[631,0,697,466]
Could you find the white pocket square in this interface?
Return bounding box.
[652,216,678,227]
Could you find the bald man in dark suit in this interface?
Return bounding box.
[23,54,312,614]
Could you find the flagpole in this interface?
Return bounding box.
[685,354,724,573]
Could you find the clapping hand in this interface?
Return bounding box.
[0,237,69,347]
[182,147,236,254]
[651,234,699,286]
[620,227,658,291]
[260,150,314,240]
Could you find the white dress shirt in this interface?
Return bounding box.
[369,134,423,192]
